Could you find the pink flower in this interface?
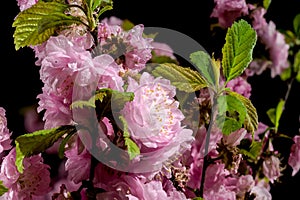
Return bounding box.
[210,0,249,28]
[122,72,188,148]
[226,77,252,98]
[236,175,255,198]
[251,7,289,78]
[0,148,51,199]
[37,90,73,129]
[120,72,194,173]
[250,185,272,200]
[22,105,45,132]
[17,0,38,11]
[151,42,177,60]
[0,107,12,153]
[65,137,91,184]
[98,23,153,72]
[288,135,300,176]
[222,128,247,147]
[262,155,282,183]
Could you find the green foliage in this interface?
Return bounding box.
[228,91,258,134]
[12,1,83,50]
[267,99,285,132]
[216,94,247,135]
[221,19,257,82]
[293,50,300,82]
[121,19,135,31]
[71,88,135,114]
[263,0,272,10]
[240,140,263,161]
[293,13,300,37]
[190,50,219,86]
[152,63,208,93]
[192,198,204,200]
[119,116,140,160]
[0,181,8,196]
[15,125,77,173]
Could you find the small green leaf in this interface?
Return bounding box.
[266,99,285,132]
[190,50,218,86]
[12,1,83,50]
[119,116,140,160]
[152,63,208,93]
[293,13,300,36]
[222,19,257,82]
[124,138,140,160]
[263,0,272,10]
[280,67,292,81]
[0,181,8,196]
[293,50,300,72]
[121,19,135,31]
[240,141,262,160]
[71,88,134,117]
[228,91,258,134]
[15,125,77,173]
[193,198,204,200]
[216,94,247,135]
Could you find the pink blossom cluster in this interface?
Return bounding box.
[250,7,290,78]
[1,0,299,199]
[210,0,250,28]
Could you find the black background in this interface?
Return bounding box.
[1,0,300,199]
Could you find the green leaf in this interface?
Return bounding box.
[240,141,262,160]
[280,67,292,81]
[152,63,208,93]
[12,1,83,50]
[266,99,285,132]
[0,181,8,196]
[15,125,77,173]
[190,50,218,86]
[263,0,272,10]
[228,91,258,134]
[71,88,134,115]
[124,138,140,160]
[95,88,135,111]
[216,94,247,135]
[192,198,204,200]
[121,19,135,31]
[293,50,300,82]
[119,116,140,160]
[293,13,300,36]
[222,19,257,82]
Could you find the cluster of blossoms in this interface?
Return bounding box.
[0,0,299,199]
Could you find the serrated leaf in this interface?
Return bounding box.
[266,99,285,132]
[0,181,8,196]
[228,91,258,134]
[12,1,83,50]
[15,125,77,173]
[152,63,208,92]
[222,19,257,82]
[293,13,300,36]
[190,50,218,86]
[216,94,247,135]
